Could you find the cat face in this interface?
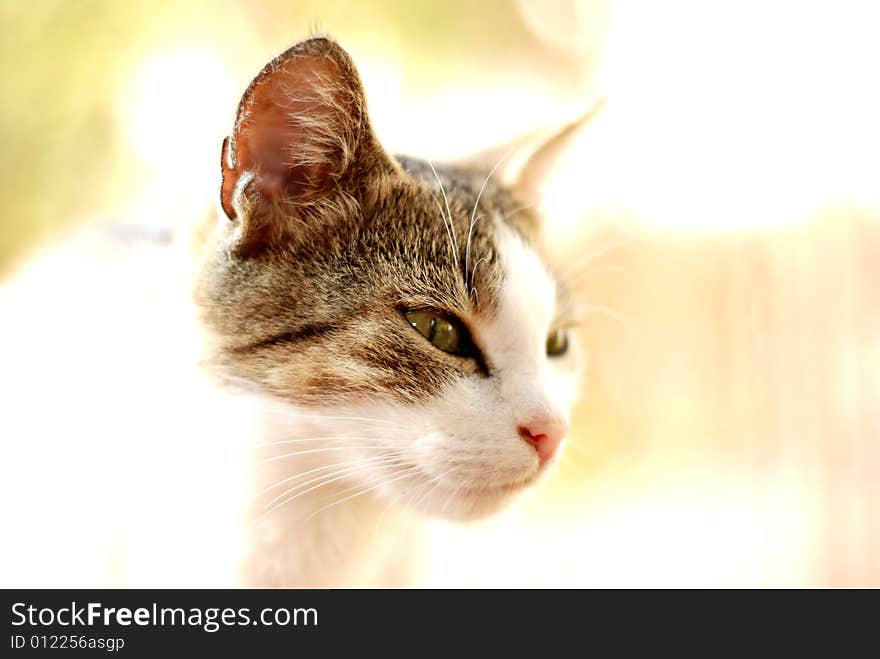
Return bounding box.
[197,37,583,520]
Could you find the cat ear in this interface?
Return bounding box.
[462,100,605,207]
[220,37,394,256]
[514,99,605,206]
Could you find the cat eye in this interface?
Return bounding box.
[404,310,465,355]
[546,329,569,357]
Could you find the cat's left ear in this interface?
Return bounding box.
[513,99,605,206]
[462,100,605,207]
[219,37,397,256]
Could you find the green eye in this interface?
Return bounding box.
[546,329,569,357]
[405,310,462,354]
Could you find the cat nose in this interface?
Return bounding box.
[518,415,568,462]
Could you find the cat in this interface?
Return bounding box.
[0,35,586,588]
[194,36,586,586]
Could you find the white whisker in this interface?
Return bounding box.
[440,471,470,515]
[252,453,403,500]
[560,264,626,286]
[428,160,459,261]
[430,193,458,263]
[255,445,408,465]
[262,456,408,517]
[575,303,634,334]
[249,434,413,450]
[305,465,422,522]
[557,234,640,284]
[466,151,509,286]
[409,465,457,512]
[469,255,488,307]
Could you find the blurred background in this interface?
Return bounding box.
[1,0,878,586]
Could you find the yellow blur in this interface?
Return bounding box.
[1,1,877,587]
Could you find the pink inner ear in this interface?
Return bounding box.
[221,48,356,221]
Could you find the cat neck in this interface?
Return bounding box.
[235,399,425,587]
[241,482,417,587]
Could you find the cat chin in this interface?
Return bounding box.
[431,493,520,522]
[399,496,515,522]
[385,453,563,522]
[395,480,533,522]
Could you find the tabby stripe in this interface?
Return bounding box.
[232,323,336,353]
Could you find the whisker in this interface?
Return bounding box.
[409,465,457,512]
[273,414,409,428]
[254,445,409,465]
[559,264,626,286]
[248,435,414,450]
[440,471,469,515]
[262,456,408,517]
[557,234,641,284]
[574,303,634,334]
[372,466,448,533]
[252,453,403,500]
[469,256,489,308]
[466,151,509,286]
[430,193,458,263]
[428,160,459,260]
[305,466,423,522]
[371,464,456,532]
[502,202,538,223]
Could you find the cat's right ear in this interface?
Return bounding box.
[219,37,395,256]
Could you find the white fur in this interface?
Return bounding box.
[0,219,581,587]
[234,218,582,584]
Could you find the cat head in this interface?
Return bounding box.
[198,37,584,520]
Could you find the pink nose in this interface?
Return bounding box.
[518,416,568,462]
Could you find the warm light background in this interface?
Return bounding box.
[2,0,878,586]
